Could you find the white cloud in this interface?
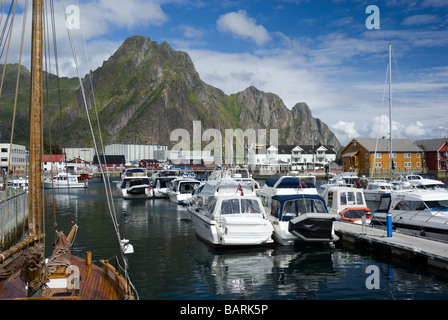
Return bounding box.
[79,0,168,38]
[216,10,271,46]
[402,14,441,26]
[331,121,360,145]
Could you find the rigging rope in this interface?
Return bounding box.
[0,0,26,249]
[60,0,138,299]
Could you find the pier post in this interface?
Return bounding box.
[386,213,392,237]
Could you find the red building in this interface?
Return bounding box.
[139,159,160,169]
[415,138,448,178]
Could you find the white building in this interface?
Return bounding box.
[105,144,168,164]
[247,144,337,171]
[64,148,95,163]
[168,150,214,165]
[42,155,66,173]
[0,143,27,175]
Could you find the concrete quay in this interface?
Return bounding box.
[334,221,448,272]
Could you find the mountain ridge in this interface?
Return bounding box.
[0,35,341,152]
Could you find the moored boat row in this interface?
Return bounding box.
[125,168,342,248]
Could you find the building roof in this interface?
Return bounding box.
[250,144,336,155]
[93,155,126,164]
[351,138,423,153]
[414,138,448,152]
[43,154,65,162]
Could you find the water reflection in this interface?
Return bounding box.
[42,181,448,300]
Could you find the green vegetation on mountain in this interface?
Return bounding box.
[0,35,340,150]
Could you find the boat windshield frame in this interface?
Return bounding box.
[271,195,328,221]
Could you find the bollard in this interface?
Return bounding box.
[386,213,392,237]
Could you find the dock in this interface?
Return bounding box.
[334,221,448,271]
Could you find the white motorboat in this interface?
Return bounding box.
[8,177,29,191]
[408,178,447,191]
[168,178,201,204]
[372,190,448,241]
[391,174,447,191]
[258,176,340,246]
[43,172,88,189]
[363,180,393,202]
[151,177,177,198]
[117,168,152,199]
[259,175,319,197]
[322,186,371,224]
[320,172,361,190]
[188,179,273,246]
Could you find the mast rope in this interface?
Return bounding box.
[60,0,138,299]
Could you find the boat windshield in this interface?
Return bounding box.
[394,200,448,212]
[414,184,447,190]
[339,191,364,206]
[179,182,199,194]
[121,178,150,188]
[280,198,326,221]
[424,200,448,212]
[221,198,261,214]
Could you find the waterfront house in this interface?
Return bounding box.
[247,143,337,172]
[43,154,65,173]
[341,138,423,178]
[415,138,448,179]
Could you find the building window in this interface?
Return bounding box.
[404,162,411,167]
[375,153,382,158]
[404,153,411,158]
[375,162,382,168]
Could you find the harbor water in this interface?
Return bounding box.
[43,180,448,301]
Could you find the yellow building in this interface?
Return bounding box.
[341,138,424,178]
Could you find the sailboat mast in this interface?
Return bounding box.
[28,0,43,238]
[388,42,393,181]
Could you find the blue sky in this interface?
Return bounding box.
[11,0,448,145]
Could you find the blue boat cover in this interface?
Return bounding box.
[265,177,315,189]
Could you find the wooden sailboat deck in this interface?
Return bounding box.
[0,254,133,300]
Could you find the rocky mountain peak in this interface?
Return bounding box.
[0,35,341,152]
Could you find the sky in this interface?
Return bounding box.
[6,0,448,146]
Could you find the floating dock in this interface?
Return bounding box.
[334,221,448,271]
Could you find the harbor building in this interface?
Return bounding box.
[246,143,337,172]
[0,143,27,175]
[63,147,95,163]
[415,138,448,180]
[105,144,168,165]
[341,138,424,178]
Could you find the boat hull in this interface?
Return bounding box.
[189,209,273,247]
[268,214,339,246]
[169,192,193,204]
[288,213,339,243]
[120,185,153,199]
[372,212,448,242]
[43,181,87,189]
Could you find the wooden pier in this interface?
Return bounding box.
[334,221,448,271]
